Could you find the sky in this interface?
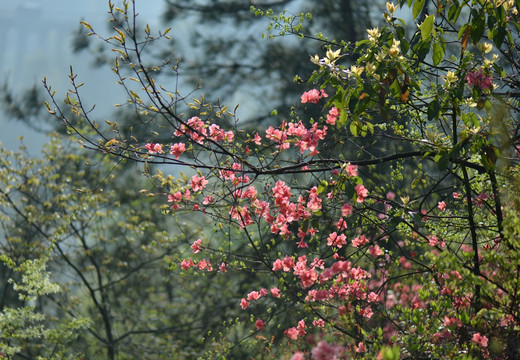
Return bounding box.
[0,0,164,153]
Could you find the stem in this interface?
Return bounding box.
[461,165,481,310]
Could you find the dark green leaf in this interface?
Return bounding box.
[396,25,405,40]
[437,153,450,171]
[427,100,441,120]
[470,14,486,44]
[414,39,431,60]
[448,1,461,22]
[492,26,506,48]
[400,38,410,54]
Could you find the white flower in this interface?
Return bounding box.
[350,65,364,77]
[326,48,341,61]
[477,42,493,54]
[310,54,321,65]
[388,40,400,57]
[365,62,376,75]
[442,71,458,86]
[386,2,397,15]
[367,28,380,43]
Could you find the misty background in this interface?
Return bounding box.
[0,0,164,153]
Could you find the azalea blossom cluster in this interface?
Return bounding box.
[465,69,493,90]
[300,89,328,104]
[143,71,512,359]
[265,121,328,154]
[173,116,234,144]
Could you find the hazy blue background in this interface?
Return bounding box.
[0,0,164,153]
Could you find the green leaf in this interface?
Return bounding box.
[414,39,431,60]
[448,1,462,22]
[344,182,355,198]
[400,37,410,54]
[420,15,435,41]
[337,108,348,127]
[491,26,504,48]
[381,346,401,360]
[457,23,469,39]
[389,79,402,98]
[413,0,425,19]
[427,99,441,120]
[437,152,450,171]
[461,113,480,128]
[396,25,406,40]
[470,14,486,44]
[316,180,328,194]
[432,41,444,65]
[350,120,360,137]
[366,121,374,135]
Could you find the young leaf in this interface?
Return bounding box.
[432,41,444,65]
[420,15,435,41]
[413,0,425,19]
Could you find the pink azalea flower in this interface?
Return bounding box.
[472,332,488,347]
[438,201,447,212]
[466,70,493,90]
[218,262,227,272]
[360,306,373,319]
[428,235,439,247]
[345,164,358,177]
[246,290,262,301]
[306,186,322,211]
[255,318,266,331]
[313,319,325,327]
[285,327,300,340]
[240,298,250,309]
[444,316,462,328]
[368,292,379,302]
[301,89,328,104]
[341,203,353,217]
[252,133,262,145]
[290,352,305,360]
[168,191,182,203]
[355,342,367,353]
[299,268,318,288]
[191,238,202,253]
[282,255,295,271]
[355,184,369,203]
[327,232,347,248]
[190,174,208,192]
[196,259,212,271]
[180,258,194,270]
[369,245,383,257]
[170,142,186,158]
[145,142,163,154]
[270,287,281,298]
[326,106,340,125]
[352,234,369,248]
[336,217,348,231]
[272,259,283,271]
[311,341,343,360]
[202,195,215,205]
